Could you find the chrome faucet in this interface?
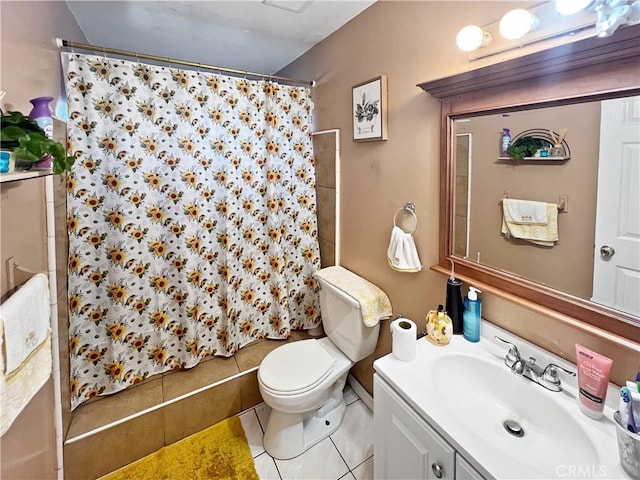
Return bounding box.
[495,336,575,392]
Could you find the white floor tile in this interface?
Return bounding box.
[255,403,272,432]
[330,400,374,469]
[351,456,373,480]
[239,410,266,458]
[343,385,359,406]
[254,452,281,480]
[275,437,349,480]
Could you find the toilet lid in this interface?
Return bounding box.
[259,339,335,394]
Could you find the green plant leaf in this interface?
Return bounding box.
[507,136,552,159]
[2,110,76,174]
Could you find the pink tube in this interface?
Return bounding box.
[575,344,613,420]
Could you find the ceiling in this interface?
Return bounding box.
[65,1,377,76]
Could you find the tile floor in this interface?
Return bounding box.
[238,386,374,480]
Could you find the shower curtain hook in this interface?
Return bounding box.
[135,52,140,64]
[197,62,202,73]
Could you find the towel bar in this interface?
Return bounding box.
[499,195,568,213]
[393,203,418,234]
[6,256,42,293]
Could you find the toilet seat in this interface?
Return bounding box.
[259,340,335,396]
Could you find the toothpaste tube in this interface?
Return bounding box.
[620,387,638,433]
[625,381,640,428]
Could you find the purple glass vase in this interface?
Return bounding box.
[29,96,54,170]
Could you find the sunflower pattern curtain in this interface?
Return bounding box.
[63,53,321,409]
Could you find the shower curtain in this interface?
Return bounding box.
[62,53,321,409]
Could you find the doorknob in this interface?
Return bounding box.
[600,245,615,259]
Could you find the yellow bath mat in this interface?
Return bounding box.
[99,416,259,480]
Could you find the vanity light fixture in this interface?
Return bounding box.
[455,1,638,61]
[499,8,540,40]
[456,25,493,52]
[555,0,593,15]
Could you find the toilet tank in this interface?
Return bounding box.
[315,274,381,362]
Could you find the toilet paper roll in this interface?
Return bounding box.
[390,318,417,362]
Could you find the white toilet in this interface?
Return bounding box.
[258,266,391,460]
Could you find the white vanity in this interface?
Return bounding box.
[373,322,625,479]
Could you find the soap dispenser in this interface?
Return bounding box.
[463,286,482,342]
[426,304,453,346]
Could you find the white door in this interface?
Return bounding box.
[592,96,640,317]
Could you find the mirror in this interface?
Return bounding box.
[418,25,640,340]
[453,97,640,318]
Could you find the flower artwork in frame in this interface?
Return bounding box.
[352,75,388,142]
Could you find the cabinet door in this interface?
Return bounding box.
[456,454,485,480]
[374,375,455,480]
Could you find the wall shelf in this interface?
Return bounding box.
[497,156,571,162]
[0,170,52,184]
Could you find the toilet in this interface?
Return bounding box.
[258,265,391,460]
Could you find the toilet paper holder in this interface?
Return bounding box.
[394,313,427,339]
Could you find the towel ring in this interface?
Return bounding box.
[393,203,418,235]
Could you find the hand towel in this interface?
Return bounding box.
[502,203,559,246]
[314,266,392,327]
[1,325,52,436]
[503,198,548,225]
[0,273,51,375]
[387,226,422,272]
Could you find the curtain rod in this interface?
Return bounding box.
[56,38,315,87]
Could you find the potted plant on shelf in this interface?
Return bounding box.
[0,110,74,174]
[506,136,552,160]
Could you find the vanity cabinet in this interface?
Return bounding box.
[374,374,485,480]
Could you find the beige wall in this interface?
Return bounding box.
[0,1,86,478]
[279,0,639,391]
[457,102,601,300]
[0,5,637,476]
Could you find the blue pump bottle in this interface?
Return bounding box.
[463,286,482,342]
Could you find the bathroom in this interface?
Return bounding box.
[1,1,638,479]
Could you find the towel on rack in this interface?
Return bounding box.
[503,199,548,225]
[0,273,52,436]
[314,266,392,327]
[387,226,422,272]
[502,202,559,246]
[1,327,52,436]
[0,273,50,375]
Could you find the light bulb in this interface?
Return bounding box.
[456,25,492,52]
[555,0,593,16]
[499,9,539,40]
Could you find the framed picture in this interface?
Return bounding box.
[352,75,388,142]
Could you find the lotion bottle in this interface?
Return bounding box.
[463,286,482,342]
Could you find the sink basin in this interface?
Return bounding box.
[431,353,599,477]
[374,323,623,479]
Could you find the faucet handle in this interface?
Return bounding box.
[494,336,521,363]
[542,363,576,385]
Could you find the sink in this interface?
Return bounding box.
[375,322,623,479]
[430,353,599,477]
